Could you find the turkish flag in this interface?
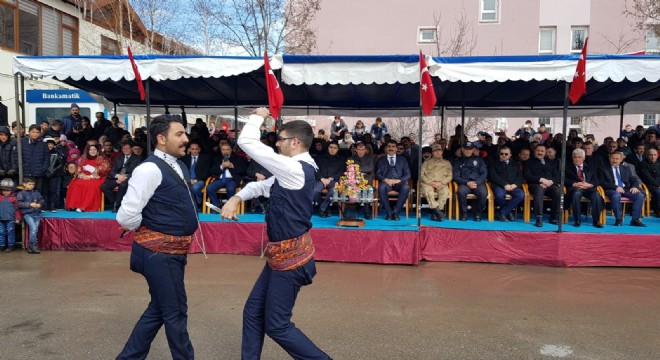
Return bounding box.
[264,52,284,119]
[127,46,146,101]
[420,51,437,115]
[568,37,588,105]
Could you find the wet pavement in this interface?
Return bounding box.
[1,251,659,359]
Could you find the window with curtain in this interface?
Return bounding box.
[480,0,499,22]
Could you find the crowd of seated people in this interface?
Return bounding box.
[5,107,659,230]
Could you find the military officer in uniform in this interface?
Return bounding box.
[420,144,453,221]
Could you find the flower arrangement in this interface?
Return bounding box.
[336,159,371,197]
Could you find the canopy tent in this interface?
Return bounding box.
[12,53,660,117]
[12,53,660,231]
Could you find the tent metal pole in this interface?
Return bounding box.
[145,80,152,154]
[113,102,117,116]
[461,104,465,147]
[234,77,238,134]
[619,103,625,134]
[14,74,24,184]
[416,107,423,225]
[558,82,570,233]
[440,106,445,140]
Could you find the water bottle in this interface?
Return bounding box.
[367,188,373,202]
[332,188,339,202]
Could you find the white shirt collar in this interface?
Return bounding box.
[292,152,318,170]
[154,149,179,166]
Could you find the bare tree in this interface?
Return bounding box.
[192,0,321,56]
[598,28,641,54]
[625,0,660,37]
[432,5,477,56]
[130,0,191,54]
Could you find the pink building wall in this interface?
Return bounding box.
[307,0,653,144]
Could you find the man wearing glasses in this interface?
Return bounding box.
[523,144,561,227]
[488,146,524,222]
[221,108,331,360]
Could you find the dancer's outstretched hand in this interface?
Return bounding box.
[221,196,241,221]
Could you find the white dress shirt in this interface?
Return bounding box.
[236,114,318,201]
[117,149,185,230]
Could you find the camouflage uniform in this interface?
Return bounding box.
[420,158,452,210]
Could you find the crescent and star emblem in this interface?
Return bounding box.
[268,69,280,89]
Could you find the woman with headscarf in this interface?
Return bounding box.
[64,144,110,212]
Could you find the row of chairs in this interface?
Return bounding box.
[101,176,652,224]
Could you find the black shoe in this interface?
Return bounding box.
[474,215,482,222]
[614,219,622,226]
[432,209,443,222]
[392,213,400,221]
[430,212,439,221]
[437,210,446,220]
[4,247,13,253]
[28,246,40,254]
[630,219,647,227]
[593,222,603,228]
[496,212,509,222]
[319,209,329,218]
[573,220,581,227]
[534,217,543,227]
[507,212,516,221]
[385,213,392,220]
[364,213,373,220]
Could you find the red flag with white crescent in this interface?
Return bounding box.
[127,46,146,101]
[420,51,437,115]
[264,52,284,118]
[568,37,588,105]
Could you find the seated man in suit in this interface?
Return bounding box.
[488,146,524,222]
[182,142,212,211]
[376,140,410,221]
[206,143,247,209]
[453,142,488,221]
[566,148,604,228]
[638,148,660,217]
[101,140,142,212]
[598,150,646,227]
[523,144,561,227]
[314,141,346,217]
[244,153,272,213]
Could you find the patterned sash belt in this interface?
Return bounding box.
[134,226,192,255]
[265,232,315,271]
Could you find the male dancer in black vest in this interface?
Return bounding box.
[116,114,197,360]
[222,107,331,359]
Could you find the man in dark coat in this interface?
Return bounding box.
[181,142,213,210]
[638,148,660,217]
[60,103,83,135]
[488,145,524,222]
[101,141,143,212]
[523,144,561,227]
[453,142,488,221]
[0,126,18,180]
[314,141,346,217]
[206,143,248,209]
[598,150,646,227]
[376,140,411,221]
[21,125,50,195]
[565,148,604,228]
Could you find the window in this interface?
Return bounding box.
[570,117,582,126]
[539,27,556,54]
[646,29,660,54]
[480,0,499,22]
[0,1,16,49]
[643,114,656,126]
[0,0,77,55]
[538,117,551,133]
[496,118,508,132]
[101,35,120,55]
[418,27,437,43]
[571,26,588,53]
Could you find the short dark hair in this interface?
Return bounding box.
[23,177,36,184]
[149,114,184,147]
[327,140,339,148]
[28,124,40,132]
[120,140,135,148]
[280,120,313,150]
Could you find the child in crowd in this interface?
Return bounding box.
[0,178,21,253]
[17,177,45,254]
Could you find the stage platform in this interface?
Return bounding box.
[36,210,660,267]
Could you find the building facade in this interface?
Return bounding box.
[310,0,658,143]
